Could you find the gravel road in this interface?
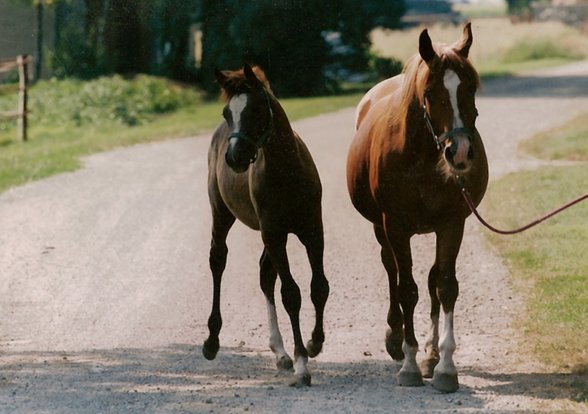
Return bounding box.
[1,61,587,413]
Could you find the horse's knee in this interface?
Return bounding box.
[280,277,302,314]
[399,278,419,309]
[437,274,459,310]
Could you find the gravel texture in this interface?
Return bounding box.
[1,61,587,413]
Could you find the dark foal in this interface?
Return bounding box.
[203,64,329,387]
[347,24,488,392]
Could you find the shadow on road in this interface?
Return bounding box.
[482,75,588,98]
[1,344,584,413]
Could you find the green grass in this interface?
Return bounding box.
[483,138,588,376]
[520,111,588,161]
[0,78,363,193]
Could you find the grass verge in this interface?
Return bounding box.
[483,127,588,386]
[520,111,588,161]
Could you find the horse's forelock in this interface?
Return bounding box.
[220,66,272,101]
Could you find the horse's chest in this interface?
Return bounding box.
[380,174,461,233]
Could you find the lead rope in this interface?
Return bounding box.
[457,176,588,235]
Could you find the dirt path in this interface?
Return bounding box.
[1,62,587,413]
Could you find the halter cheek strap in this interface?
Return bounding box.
[228,88,274,160]
[423,104,472,149]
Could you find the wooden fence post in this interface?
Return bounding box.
[17,54,29,142]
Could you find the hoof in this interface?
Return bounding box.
[289,373,311,387]
[276,355,294,371]
[419,357,439,379]
[398,369,424,387]
[432,372,459,393]
[306,339,323,358]
[202,338,219,361]
[385,329,404,361]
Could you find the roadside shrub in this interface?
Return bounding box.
[369,55,403,81]
[27,75,199,127]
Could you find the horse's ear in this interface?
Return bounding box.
[419,29,439,68]
[243,63,263,88]
[454,22,473,58]
[215,68,228,88]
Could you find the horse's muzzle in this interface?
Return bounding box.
[225,137,257,173]
[442,128,474,172]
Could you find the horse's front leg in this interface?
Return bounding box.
[420,263,441,379]
[263,230,310,387]
[259,248,294,371]
[374,223,403,361]
[298,227,329,358]
[430,221,465,393]
[203,210,235,360]
[381,218,423,387]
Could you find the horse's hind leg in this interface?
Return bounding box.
[263,231,310,387]
[430,222,464,393]
[299,229,329,358]
[259,248,294,371]
[202,209,235,361]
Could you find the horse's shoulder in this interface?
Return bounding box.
[355,74,404,130]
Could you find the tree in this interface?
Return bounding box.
[200,0,405,96]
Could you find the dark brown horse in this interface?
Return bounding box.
[347,23,488,392]
[203,64,329,387]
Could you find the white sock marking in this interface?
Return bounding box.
[436,310,457,375]
[265,300,289,361]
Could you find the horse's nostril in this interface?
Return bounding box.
[467,147,474,160]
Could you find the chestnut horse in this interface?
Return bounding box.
[203,64,329,387]
[347,24,488,392]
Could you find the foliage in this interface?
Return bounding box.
[368,54,403,81]
[200,0,405,96]
[505,0,532,15]
[51,0,201,80]
[0,75,199,132]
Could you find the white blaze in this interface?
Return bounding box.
[229,94,248,131]
[443,70,463,128]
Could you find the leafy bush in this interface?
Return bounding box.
[369,55,403,81]
[25,75,199,127]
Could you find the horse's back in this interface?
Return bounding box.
[355,74,404,130]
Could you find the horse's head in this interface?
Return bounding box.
[418,23,480,175]
[215,64,274,173]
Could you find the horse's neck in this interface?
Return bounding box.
[264,102,298,161]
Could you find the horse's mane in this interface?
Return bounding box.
[219,66,273,101]
[392,44,480,146]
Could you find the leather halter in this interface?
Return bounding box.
[423,103,472,150]
[228,87,274,163]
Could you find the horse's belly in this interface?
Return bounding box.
[218,177,260,231]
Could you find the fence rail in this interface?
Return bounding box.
[0,55,31,142]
